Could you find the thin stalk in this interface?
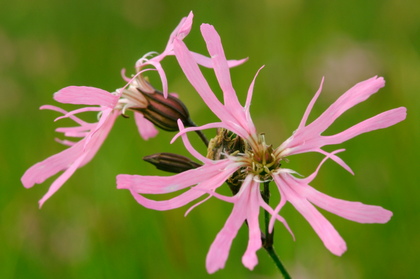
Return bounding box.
[195,129,209,147]
[188,120,209,147]
[261,182,291,279]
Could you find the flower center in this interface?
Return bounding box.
[246,134,281,181]
[207,129,282,194]
[115,76,151,115]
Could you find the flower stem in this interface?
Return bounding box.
[261,182,291,279]
[264,245,291,279]
[195,129,209,147]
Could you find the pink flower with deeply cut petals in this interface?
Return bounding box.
[22,87,120,207]
[22,12,248,207]
[133,11,248,98]
[117,23,407,273]
[21,12,211,206]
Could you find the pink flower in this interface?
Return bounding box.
[22,12,248,207]
[133,11,247,98]
[22,87,120,207]
[21,12,203,206]
[117,23,407,273]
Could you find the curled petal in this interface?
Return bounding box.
[192,52,248,69]
[40,105,87,127]
[54,107,102,122]
[302,149,347,184]
[175,120,213,164]
[142,60,169,98]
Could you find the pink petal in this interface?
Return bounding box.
[38,152,88,207]
[280,77,406,159]
[117,159,238,194]
[54,106,102,122]
[304,186,393,223]
[241,180,262,270]
[297,77,325,130]
[307,76,385,135]
[134,112,159,140]
[122,162,238,211]
[175,120,213,164]
[143,60,169,98]
[40,105,87,127]
[302,149,348,183]
[321,107,407,146]
[173,38,254,139]
[245,66,264,111]
[200,24,257,137]
[317,149,354,175]
[167,11,193,43]
[268,188,289,234]
[191,52,248,68]
[200,24,240,110]
[54,86,118,108]
[260,192,294,238]
[185,194,213,216]
[285,107,407,156]
[21,109,119,207]
[273,174,347,256]
[21,142,85,189]
[172,121,232,145]
[81,109,119,163]
[127,188,206,211]
[173,39,227,123]
[56,124,95,138]
[206,182,251,273]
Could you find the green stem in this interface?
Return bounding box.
[261,182,291,279]
[195,129,209,147]
[265,245,291,279]
[188,120,209,147]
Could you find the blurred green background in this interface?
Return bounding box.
[1,0,419,278]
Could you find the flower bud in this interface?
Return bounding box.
[132,87,194,132]
[143,153,202,173]
[118,75,195,132]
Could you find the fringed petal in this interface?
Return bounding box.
[117,159,237,194]
[273,174,347,256]
[242,180,262,270]
[54,86,118,107]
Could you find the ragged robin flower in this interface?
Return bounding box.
[117,23,407,273]
[21,11,248,207]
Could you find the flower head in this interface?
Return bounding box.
[117,23,407,273]
[22,11,250,207]
[21,12,215,206]
[133,11,248,98]
[21,87,120,207]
